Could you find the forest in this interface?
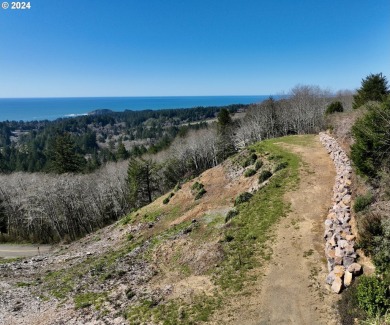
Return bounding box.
[0,104,244,173]
[0,85,355,243]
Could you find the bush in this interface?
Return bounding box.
[244,168,256,177]
[356,275,390,317]
[254,160,263,171]
[325,101,344,115]
[259,170,272,183]
[194,188,207,200]
[351,101,390,177]
[191,181,204,192]
[234,192,253,206]
[242,153,258,167]
[163,197,170,205]
[357,212,382,255]
[274,162,288,172]
[225,209,238,223]
[174,183,182,192]
[337,279,366,325]
[353,193,373,213]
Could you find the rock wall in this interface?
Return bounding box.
[319,132,361,293]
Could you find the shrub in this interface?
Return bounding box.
[254,160,263,171]
[225,209,238,223]
[274,162,288,172]
[357,212,382,255]
[244,168,256,177]
[351,101,390,177]
[259,170,272,183]
[174,183,182,192]
[195,188,207,200]
[356,275,390,317]
[337,279,366,325]
[168,192,174,199]
[163,197,170,205]
[191,181,204,192]
[125,288,135,300]
[242,153,258,167]
[353,193,373,213]
[325,101,344,115]
[234,192,253,206]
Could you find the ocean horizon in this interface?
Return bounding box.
[0,95,275,122]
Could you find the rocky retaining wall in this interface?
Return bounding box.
[319,132,362,293]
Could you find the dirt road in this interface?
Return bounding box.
[211,135,341,325]
[0,245,51,258]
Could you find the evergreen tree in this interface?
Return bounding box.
[0,196,6,234]
[127,157,159,208]
[116,140,129,160]
[216,108,236,160]
[351,96,390,177]
[353,73,390,109]
[49,133,86,174]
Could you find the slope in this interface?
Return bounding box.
[0,134,339,325]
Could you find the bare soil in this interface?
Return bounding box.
[210,135,341,325]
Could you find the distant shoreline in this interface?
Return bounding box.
[0,95,278,122]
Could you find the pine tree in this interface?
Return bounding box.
[353,73,390,109]
[127,157,159,208]
[116,141,129,160]
[50,133,86,174]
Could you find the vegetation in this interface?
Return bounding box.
[244,168,256,177]
[353,73,389,109]
[341,73,390,325]
[353,193,373,213]
[325,101,344,115]
[234,192,253,206]
[351,97,390,177]
[258,170,272,183]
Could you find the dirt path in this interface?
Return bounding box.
[211,135,341,325]
[0,244,51,258]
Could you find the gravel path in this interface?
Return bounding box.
[0,244,52,258]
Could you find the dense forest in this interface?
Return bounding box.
[0,104,245,174]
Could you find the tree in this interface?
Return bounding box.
[351,96,390,177]
[353,73,389,109]
[325,101,344,115]
[116,141,129,160]
[127,157,159,208]
[49,133,86,174]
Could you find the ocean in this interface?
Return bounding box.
[0,95,272,122]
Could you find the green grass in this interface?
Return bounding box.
[215,136,301,292]
[74,292,107,309]
[125,295,221,325]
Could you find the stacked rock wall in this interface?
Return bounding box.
[319,132,362,293]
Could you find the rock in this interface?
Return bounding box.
[342,195,352,205]
[331,276,343,293]
[347,263,362,275]
[326,271,335,285]
[335,246,344,257]
[344,270,353,287]
[346,234,356,241]
[343,256,355,268]
[334,265,345,278]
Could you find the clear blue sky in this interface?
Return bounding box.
[0,0,389,97]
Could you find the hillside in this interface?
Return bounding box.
[0,134,341,324]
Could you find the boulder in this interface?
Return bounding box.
[344,270,353,287]
[331,276,343,293]
[334,265,345,278]
[347,263,362,275]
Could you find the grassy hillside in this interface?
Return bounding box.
[0,135,308,324]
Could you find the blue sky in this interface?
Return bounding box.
[0,0,389,97]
